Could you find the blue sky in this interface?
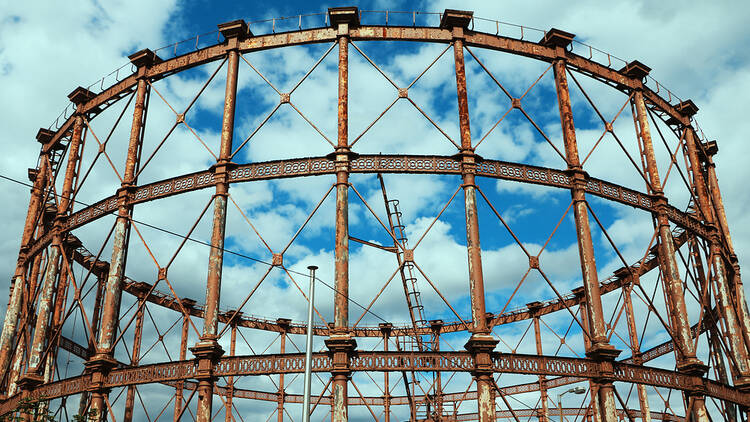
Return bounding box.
[1,1,749,420]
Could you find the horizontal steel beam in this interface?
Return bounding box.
[7,351,746,411]
[25,154,708,261]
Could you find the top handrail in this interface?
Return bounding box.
[48,9,687,132]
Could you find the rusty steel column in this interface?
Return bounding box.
[682,126,750,386]
[77,269,106,417]
[632,90,709,421]
[277,319,288,422]
[549,38,619,422]
[701,142,750,358]
[575,293,601,422]
[174,308,191,421]
[20,109,84,393]
[528,303,549,422]
[224,320,237,422]
[690,236,739,421]
[7,250,43,397]
[443,10,498,422]
[88,51,156,421]
[379,323,392,422]
[622,284,651,422]
[325,8,359,422]
[44,244,74,390]
[634,91,704,370]
[431,320,444,420]
[0,134,51,389]
[191,21,245,422]
[123,304,144,422]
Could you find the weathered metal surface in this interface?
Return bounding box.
[4,9,749,422]
[554,57,619,422]
[24,152,708,259]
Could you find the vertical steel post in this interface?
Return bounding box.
[277,322,287,422]
[690,236,738,421]
[225,321,237,422]
[174,310,190,421]
[192,21,244,422]
[552,53,619,422]
[7,250,43,397]
[431,320,444,420]
[576,297,601,422]
[326,8,359,422]
[123,303,144,422]
[632,91,709,420]
[23,113,83,384]
[529,303,549,422]
[0,138,50,387]
[303,266,317,422]
[445,11,498,421]
[89,55,151,419]
[78,270,106,417]
[380,324,391,422]
[683,127,750,385]
[622,285,651,422]
[701,142,750,362]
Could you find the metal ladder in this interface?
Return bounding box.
[378,174,437,421]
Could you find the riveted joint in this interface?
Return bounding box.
[272,253,283,267]
[325,336,357,372]
[585,342,620,362]
[676,358,708,376]
[591,360,616,384]
[190,339,225,380]
[117,185,137,207]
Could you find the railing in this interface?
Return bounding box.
[48,9,688,131]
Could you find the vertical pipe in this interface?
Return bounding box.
[303,266,317,422]
[174,313,189,421]
[333,29,350,334]
[8,251,43,397]
[278,329,286,422]
[96,77,147,352]
[26,115,84,377]
[123,304,144,422]
[703,149,750,360]
[578,301,601,422]
[44,252,71,384]
[633,91,709,420]
[691,238,737,422]
[452,35,497,422]
[634,91,702,369]
[623,285,651,422]
[0,154,49,386]
[89,272,106,353]
[382,327,390,422]
[327,20,355,422]
[683,128,750,381]
[553,59,618,422]
[78,271,105,417]
[194,43,239,422]
[90,76,148,420]
[225,322,237,422]
[432,324,443,420]
[533,316,550,422]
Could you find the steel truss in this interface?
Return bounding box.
[1,7,749,422]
